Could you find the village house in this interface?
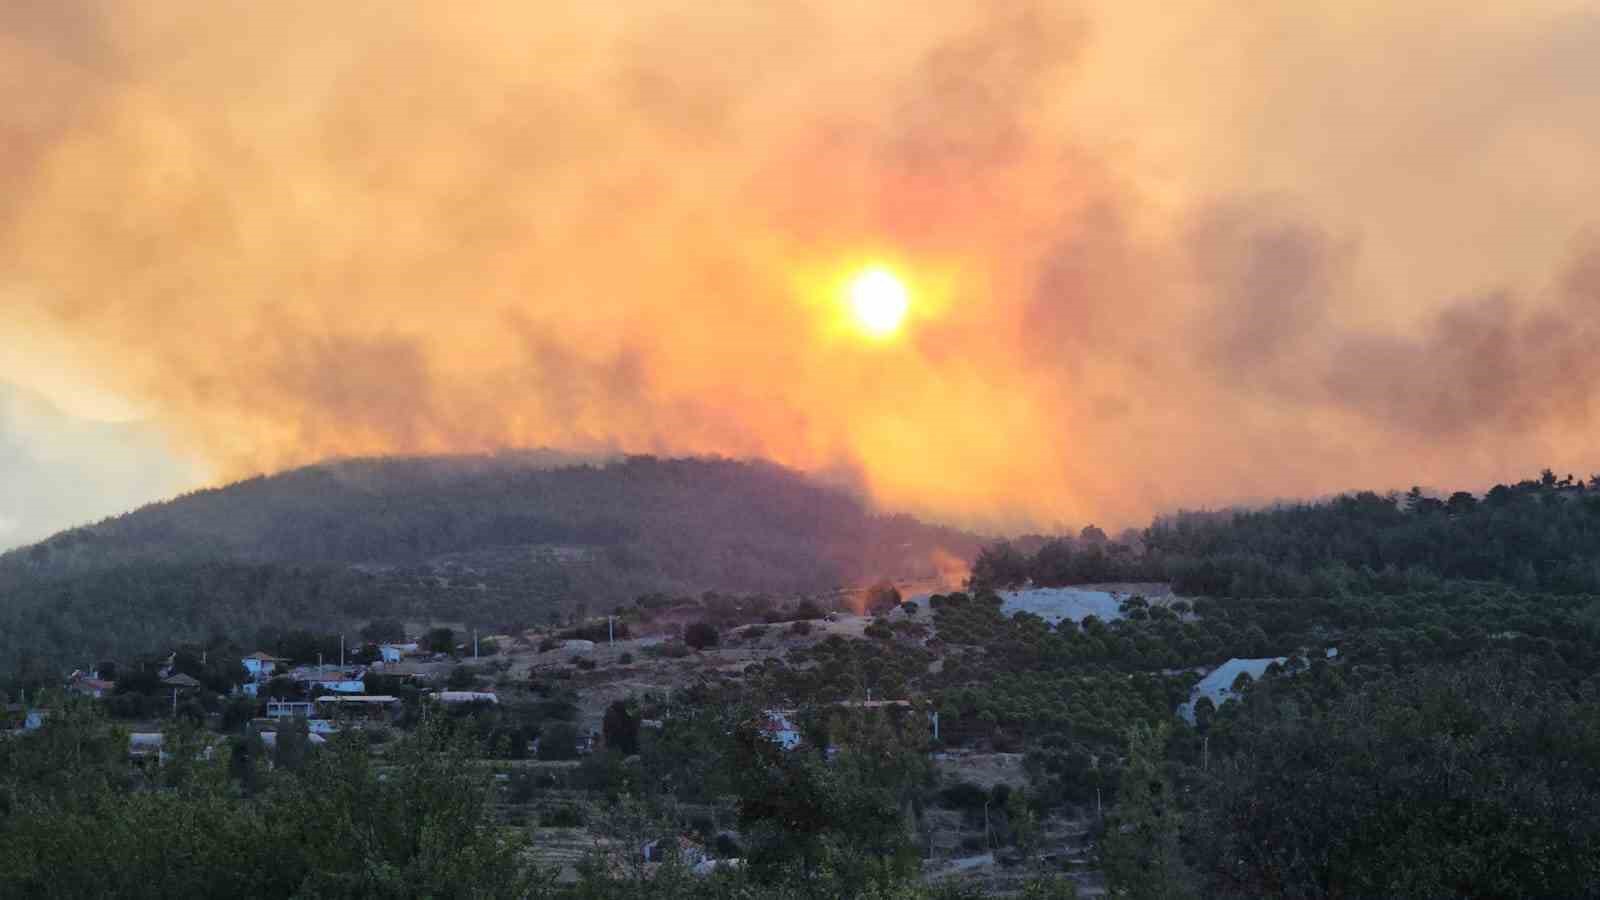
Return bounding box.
[288,666,366,694]
[161,673,202,692]
[378,642,419,663]
[266,700,315,719]
[67,671,115,699]
[242,652,286,679]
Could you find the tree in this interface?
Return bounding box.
[359,618,406,643]
[684,622,719,651]
[1101,722,1194,899]
[424,627,456,655]
[602,699,641,756]
[538,722,580,761]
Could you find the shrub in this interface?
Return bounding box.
[684,622,720,650]
[941,781,989,810]
[789,620,813,636]
[795,600,825,621]
[902,602,919,616]
[541,804,584,827]
[618,652,634,665]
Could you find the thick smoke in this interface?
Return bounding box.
[3,0,1600,532]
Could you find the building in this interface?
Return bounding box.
[266,700,315,719]
[258,731,328,750]
[242,652,286,679]
[378,643,419,663]
[429,691,499,705]
[288,667,366,694]
[162,673,203,692]
[759,710,802,750]
[68,671,115,699]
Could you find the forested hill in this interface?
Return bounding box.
[0,455,981,674]
[1148,471,1600,596]
[968,470,1600,598]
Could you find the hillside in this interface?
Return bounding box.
[0,454,982,673]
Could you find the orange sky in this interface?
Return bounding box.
[3,1,1600,535]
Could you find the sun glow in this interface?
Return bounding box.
[847,267,910,338]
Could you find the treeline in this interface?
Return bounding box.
[4,455,977,591]
[970,470,1600,598]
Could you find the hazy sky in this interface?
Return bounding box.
[3,0,1599,540]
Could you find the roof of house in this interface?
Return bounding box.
[245,651,286,661]
[314,694,399,704]
[162,673,202,689]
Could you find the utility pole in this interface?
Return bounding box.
[172,688,178,718]
[340,635,345,669]
[1202,736,1209,772]
[607,616,615,645]
[474,630,480,661]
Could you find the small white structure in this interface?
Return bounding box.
[23,709,46,731]
[1180,657,1287,723]
[129,733,166,763]
[562,639,595,653]
[258,731,328,750]
[430,691,499,705]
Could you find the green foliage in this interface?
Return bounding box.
[0,456,982,675]
[0,716,541,899]
[1189,659,1600,898]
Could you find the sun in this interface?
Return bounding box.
[847,267,910,338]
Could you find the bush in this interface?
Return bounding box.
[941,781,989,810]
[541,805,584,827]
[865,620,894,640]
[789,620,813,636]
[684,622,720,650]
[537,722,580,760]
[901,602,919,616]
[618,652,634,665]
[795,600,826,620]
[744,624,768,639]
[574,657,597,671]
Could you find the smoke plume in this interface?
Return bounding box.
[4,0,1600,532]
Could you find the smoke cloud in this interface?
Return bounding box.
[3,0,1600,533]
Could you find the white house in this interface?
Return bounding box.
[23,709,47,731]
[379,642,419,663]
[242,652,286,679]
